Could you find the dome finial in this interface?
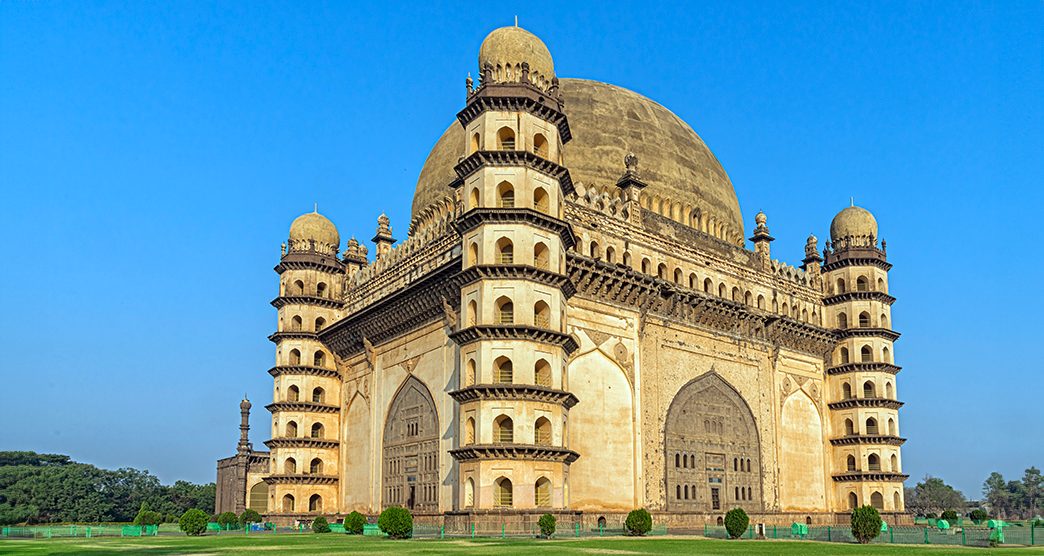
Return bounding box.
[514,15,518,27]
[850,196,854,207]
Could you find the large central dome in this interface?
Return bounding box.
[411,78,743,239]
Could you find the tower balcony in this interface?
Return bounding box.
[823,291,896,306]
[449,384,579,409]
[449,443,579,464]
[271,295,344,310]
[268,365,341,379]
[457,265,575,297]
[830,434,906,447]
[449,324,579,355]
[264,437,339,450]
[828,397,904,411]
[831,471,908,483]
[455,207,576,249]
[265,401,340,414]
[453,150,574,195]
[826,362,901,376]
[267,331,319,343]
[263,474,339,486]
[836,327,901,341]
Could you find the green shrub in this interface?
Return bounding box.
[925,512,937,519]
[724,507,749,539]
[312,516,331,533]
[239,509,261,528]
[378,506,413,539]
[969,509,988,524]
[851,505,883,544]
[624,508,652,536]
[215,511,238,529]
[132,502,163,527]
[941,510,959,522]
[538,513,556,539]
[179,509,208,536]
[344,511,366,535]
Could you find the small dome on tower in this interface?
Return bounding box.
[289,210,340,248]
[479,26,555,86]
[240,396,251,411]
[830,205,878,242]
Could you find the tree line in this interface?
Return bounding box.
[905,467,1042,520]
[0,451,215,525]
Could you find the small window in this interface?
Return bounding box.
[534,300,551,328]
[494,356,513,383]
[861,346,873,363]
[496,127,515,150]
[844,419,854,436]
[289,349,301,366]
[497,181,515,208]
[535,477,551,507]
[535,417,552,445]
[533,133,548,157]
[316,282,327,297]
[865,417,879,435]
[310,422,324,439]
[859,312,872,327]
[839,347,850,365]
[311,387,325,404]
[470,132,480,154]
[314,317,326,332]
[846,455,856,471]
[534,187,549,213]
[285,457,297,474]
[838,312,849,329]
[309,457,323,474]
[286,421,298,437]
[313,351,326,367]
[287,385,300,402]
[495,477,513,507]
[309,494,322,512]
[857,276,869,292]
[496,237,514,264]
[493,415,513,443]
[534,359,552,387]
[842,382,852,400]
[863,381,876,398]
[495,296,514,324]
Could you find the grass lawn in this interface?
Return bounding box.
[2,534,1042,555]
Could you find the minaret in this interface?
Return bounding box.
[749,211,773,269]
[264,210,344,518]
[342,237,368,277]
[238,396,253,454]
[822,205,907,515]
[372,214,395,260]
[447,25,579,512]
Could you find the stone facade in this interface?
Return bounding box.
[214,25,909,526]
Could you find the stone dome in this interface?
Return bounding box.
[479,26,555,84]
[830,205,877,241]
[289,211,340,247]
[412,78,743,238]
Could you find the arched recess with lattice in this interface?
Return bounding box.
[382,376,439,512]
[664,372,762,512]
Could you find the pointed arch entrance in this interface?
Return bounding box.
[664,372,762,511]
[382,376,439,512]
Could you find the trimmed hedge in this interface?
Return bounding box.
[625,508,652,536]
[239,509,261,528]
[724,507,749,539]
[851,505,883,544]
[538,513,556,539]
[179,509,208,536]
[344,511,366,535]
[378,506,413,539]
[312,516,331,533]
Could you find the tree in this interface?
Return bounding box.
[312,516,331,533]
[969,509,988,524]
[1022,467,1042,519]
[239,509,261,528]
[851,505,883,544]
[179,509,208,536]
[984,472,1011,519]
[624,508,652,536]
[377,506,413,539]
[343,511,366,535]
[215,511,238,530]
[724,508,749,539]
[906,476,966,517]
[133,502,162,527]
[538,513,556,539]
[941,510,958,522]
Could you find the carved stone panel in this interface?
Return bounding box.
[664,372,763,512]
[382,377,439,513]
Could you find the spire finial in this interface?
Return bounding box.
[314,202,318,213]
[850,196,854,207]
[514,15,518,27]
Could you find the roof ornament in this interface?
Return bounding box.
[314,202,318,213]
[514,15,518,27]
[624,152,639,176]
[465,73,474,96]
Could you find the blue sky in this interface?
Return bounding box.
[1,1,1040,498]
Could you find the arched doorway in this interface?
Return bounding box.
[247,482,268,513]
[664,372,762,511]
[382,376,439,512]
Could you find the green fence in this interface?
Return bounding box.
[1,525,159,539]
[698,523,1040,546]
